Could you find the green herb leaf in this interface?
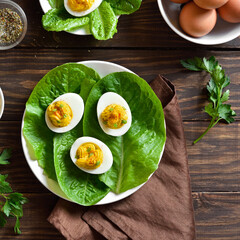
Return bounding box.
[2,200,11,217]
[87,147,91,152]
[121,120,127,124]
[0,174,12,193]
[14,217,21,234]
[221,90,230,103]
[181,56,236,144]
[114,123,118,128]
[0,151,28,234]
[109,108,114,112]
[89,153,94,158]
[0,149,12,165]
[95,161,101,166]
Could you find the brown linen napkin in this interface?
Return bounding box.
[48,75,196,240]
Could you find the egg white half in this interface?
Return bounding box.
[97,92,132,137]
[70,136,113,174]
[64,0,103,17]
[45,93,84,133]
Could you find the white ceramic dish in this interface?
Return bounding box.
[21,60,166,205]
[0,88,4,119]
[157,0,240,45]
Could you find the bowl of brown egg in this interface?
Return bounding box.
[158,0,240,45]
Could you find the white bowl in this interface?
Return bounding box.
[157,0,240,45]
[0,88,4,119]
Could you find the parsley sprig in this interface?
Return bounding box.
[181,56,236,144]
[0,149,28,234]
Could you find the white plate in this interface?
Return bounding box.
[157,0,240,45]
[0,87,4,119]
[21,61,166,205]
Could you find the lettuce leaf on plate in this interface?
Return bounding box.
[53,78,110,206]
[105,0,142,15]
[48,0,64,9]
[23,63,101,181]
[43,0,142,40]
[83,72,166,193]
[89,1,118,40]
[42,8,89,32]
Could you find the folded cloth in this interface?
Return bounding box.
[48,75,196,240]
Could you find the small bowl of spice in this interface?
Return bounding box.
[0,87,4,119]
[0,0,27,50]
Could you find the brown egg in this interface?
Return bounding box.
[193,0,229,9]
[179,2,217,38]
[218,0,240,23]
[170,0,189,3]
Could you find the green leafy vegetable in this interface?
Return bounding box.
[105,0,142,15]
[23,63,101,181]
[48,0,64,9]
[53,78,110,206]
[42,8,89,32]
[0,150,28,234]
[83,72,166,193]
[181,56,236,144]
[0,149,11,165]
[44,0,142,40]
[89,1,118,40]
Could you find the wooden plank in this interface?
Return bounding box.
[184,121,240,192]
[13,0,240,48]
[0,49,239,121]
[0,193,63,240]
[193,192,240,240]
[0,121,239,193]
[0,192,239,239]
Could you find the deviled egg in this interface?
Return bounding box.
[64,0,103,17]
[97,92,132,136]
[70,136,113,174]
[45,93,84,133]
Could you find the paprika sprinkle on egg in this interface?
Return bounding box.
[0,8,23,45]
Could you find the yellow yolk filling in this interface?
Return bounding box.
[101,104,128,129]
[76,143,103,169]
[68,0,94,12]
[47,101,73,127]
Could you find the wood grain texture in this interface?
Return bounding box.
[10,0,240,49]
[193,192,240,240]
[0,193,239,240]
[0,49,239,121]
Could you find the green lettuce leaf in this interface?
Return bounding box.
[89,1,118,40]
[83,72,166,193]
[53,78,110,205]
[42,8,89,32]
[23,63,101,181]
[48,0,64,9]
[105,0,142,15]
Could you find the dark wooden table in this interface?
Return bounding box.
[0,0,239,239]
